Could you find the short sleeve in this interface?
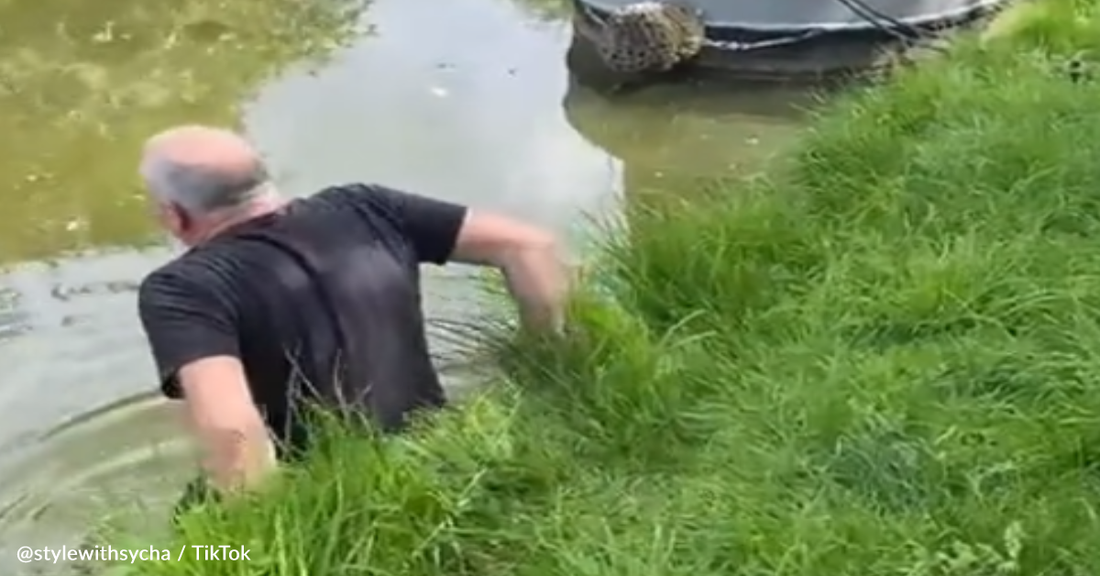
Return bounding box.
[138,270,240,399]
[331,183,468,265]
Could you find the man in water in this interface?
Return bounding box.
[136,125,567,501]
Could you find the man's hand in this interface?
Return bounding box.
[176,356,277,495]
[448,211,568,335]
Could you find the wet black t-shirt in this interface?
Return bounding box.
[137,183,467,455]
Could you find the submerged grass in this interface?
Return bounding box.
[113,1,1100,574]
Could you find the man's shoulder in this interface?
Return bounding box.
[304,182,412,231]
[143,245,223,277]
[139,254,195,300]
[309,182,400,209]
[138,249,229,305]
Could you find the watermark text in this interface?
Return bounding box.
[16,544,251,564]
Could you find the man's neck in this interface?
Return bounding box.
[196,196,289,244]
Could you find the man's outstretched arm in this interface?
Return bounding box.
[138,273,276,495]
[340,184,571,334]
[448,210,568,334]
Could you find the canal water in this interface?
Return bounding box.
[0,0,811,570]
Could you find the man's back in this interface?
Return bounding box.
[138,184,468,452]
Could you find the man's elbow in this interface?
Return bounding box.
[508,229,560,267]
[500,229,569,292]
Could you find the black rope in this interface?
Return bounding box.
[834,0,929,43]
[578,0,946,50]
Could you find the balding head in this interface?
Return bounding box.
[140,125,274,215]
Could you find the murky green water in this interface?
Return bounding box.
[0,0,811,570]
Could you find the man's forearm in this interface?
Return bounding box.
[500,245,568,334]
[197,424,277,495]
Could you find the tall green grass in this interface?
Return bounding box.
[112,2,1100,574]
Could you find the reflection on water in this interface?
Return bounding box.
[0,247,189,566]
[0,0,362,263]
[563,77,818,191]
[0,0,815,569]
[0,287,27,341]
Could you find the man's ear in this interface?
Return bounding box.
[166,201,192,234]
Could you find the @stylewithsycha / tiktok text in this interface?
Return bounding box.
[17,544,252,564]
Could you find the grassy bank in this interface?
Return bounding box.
[115,1,1100,574]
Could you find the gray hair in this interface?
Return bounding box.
[140,153,273,215]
